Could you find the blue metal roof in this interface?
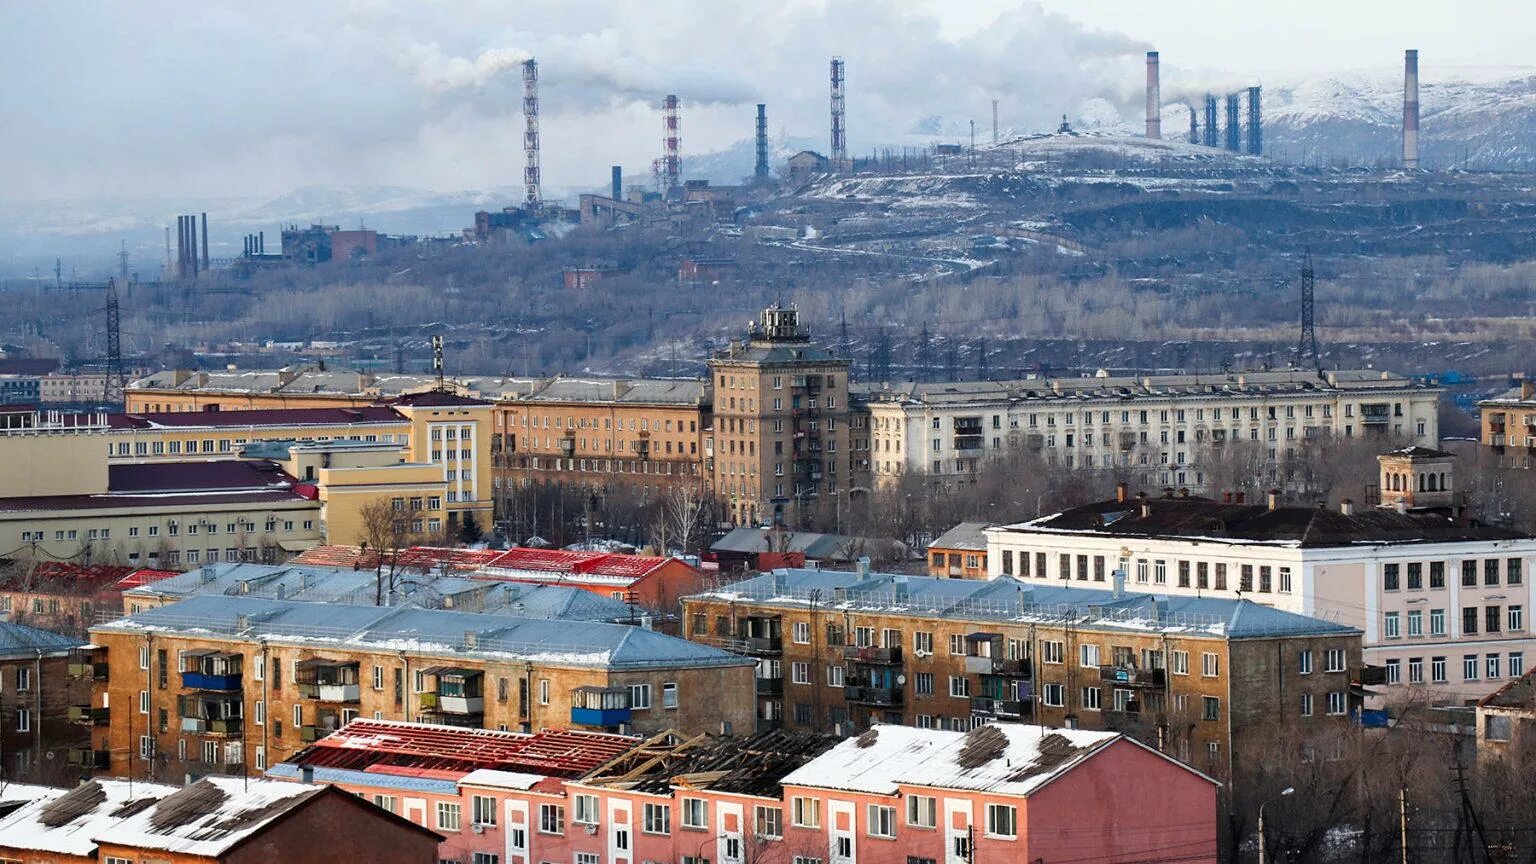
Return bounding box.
[0,621,85,657]
[263,763,458,794]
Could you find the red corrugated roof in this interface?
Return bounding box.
[289,545,501,571]
[483,548,677,581]
[288,719,636,778]
[23,562,139,586]
[115,569,182,589]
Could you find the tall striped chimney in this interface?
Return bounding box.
[1403,49,1420,169]
[1145,51,1161,139]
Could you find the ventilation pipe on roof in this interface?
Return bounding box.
[1268,489,1281,511]
[300,765,315,784]
[1115,482,1129,504]
[1340,499,1355,516]
[1222,492,1233,504]
[1177,487,1189,499]
[856,556,870,579]
[1235,491,1246,504]
[1112,568,1126,599]
[1137,492,1150,520]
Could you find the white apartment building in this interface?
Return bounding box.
[860,368,1440,490]
[983,449,1536,706]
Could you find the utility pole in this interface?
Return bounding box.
[1399,786,1409,864]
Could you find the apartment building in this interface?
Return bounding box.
[683,568,1362,781]
[986,450,1536,705]
[926,521,990,578]
[0,562,175,637]
[272,718,1216,864]
[708,307,853,528]
[861,369,1440,490]
[1479,380,1536,468]
[126,365,540,412]
[0,621,93,784]
[492,376,709,493]
[86,595,755,781]
[0,776,440,864]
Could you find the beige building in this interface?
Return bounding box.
[1478,381,1536,468]
[707,307,853,527]
[862,369,1440,491]
[87,595,756,782]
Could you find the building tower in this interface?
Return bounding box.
[1403,49,1420,169]
[523,59,541,208]
[707,307,851,529]
[1145,51,1161,139]
[830,57,847,167]
[1246,86,1262,156]
[755,103,769,181]
[1188,104,1200,144]
[1225,93,1241,152]
[661,94,681,195]
[1203,95,1219,148]
[200,212,209,272]
[1297,250,1319,371]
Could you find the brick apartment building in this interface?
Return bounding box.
[85,595,755,781]
[0,621,93,784]
[683,568,1363,783]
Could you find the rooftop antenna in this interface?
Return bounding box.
[830,57,847,168]
[1297,250,1320,372]
[432,335,446,391]
[105,278,125,406]
[523,58,541,208]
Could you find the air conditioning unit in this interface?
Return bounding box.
[584,823,599,836]
[914,650,930,659]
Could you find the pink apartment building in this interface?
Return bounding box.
[272,719,1218,864]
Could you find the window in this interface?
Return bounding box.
[1432,656,1447,683]
[16,708,30,732]
[868,804,897,838]
[1298,650,1313,675]
[1171,650,1190,676]
[577,854,600,864]
[906,795,936,828]
[913,631,933,654]
[1201,653,1220,677]
[1300,693,1313,717]
[793,621,811,644]
[683,797,707,829]
[437,802,462,832]
[1487,606,1503,634]
[575,794,600,825]
[662,682,678,708]
[1081,686,1101,711]
[1462,560,1477,587]
[827,666,845,688]
[1487,559,1501,586]
[1383,612,1400,639]
[1324,649,1345,673]
[985,804,1017,838]
[473,795,496,826]
[1464,655,1479,681]
[1487,653,1502,680]
[1385,659,1401,684]
[1079,644,1100,668]
[792,797,821,828]
[629,683,652,710]
[16,667,29,691]
[949,676,970,698]
[538,679,549,705]
[756,805,783,839]
[1042,683,1065,707]
[1326,692,1346,715]
[1512,606,1526,632]
[1408,610,1423,637]
[1512,652,1526,678]
[645,802,672,835]
[914,672,934,696]
[1430,609,1447,636]
[1510,558,1524,586]
[792,662,810,685]
[1041,640,1063,664]
[1409,658,1424,684]
[539,804,565,834]
[1430,561,1445,588]
[473,854,500,864]
[1383,563,1400,591]
[1202,696,1220,721]
[1464,607,1479,636]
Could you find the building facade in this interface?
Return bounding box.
[87,595,755,781]
[707,307,853,528]
[863,369,1440,491]
[682,568,1363,782]
[1479,381,1536,468]
[0,621,93,784]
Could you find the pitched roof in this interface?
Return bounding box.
[692,569,1359,639]
[107,459,296,494]
[479,548,683,585]
[581,729,842,797]
[929,522,991,551]
[1005,497,1529,547]
[0,620,85,658]
[0,561,140,590]
[88,777,325,858]
[0,779,180,857]
[95,595,751,670]
[288,545,500,571]
[781,723,1137,797]
[710,527,908,561]
[1479,670,1536,710]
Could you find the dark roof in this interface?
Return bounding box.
[1480,670,1536,710]
[383,391,490,407]
[1014,497,1527,547]
[583,729,842,797]
[283,719,636,779]
[0,490,309,515]
[107,460,295,494]
[1383,446,1454,458]
[106,406,402,429]
[929,522,991,552]
[0,359,60,376]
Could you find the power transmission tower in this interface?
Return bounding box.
[104,278,125,406]
[1297,250,1320,371]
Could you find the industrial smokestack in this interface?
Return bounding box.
[1188,104,1199,145]
[1225,93,1241,152]
[1203,95,1219,148]
[1145,51,1161,139]
[661,94,681,194]
[754,103,769,181]
[200,212,209,272]
[611,165,622,200]
[523,59,541,207]
[1403,49,1420,169]
[830,57,847,167]
[1246,86,1262,156]
[259,231,265,255]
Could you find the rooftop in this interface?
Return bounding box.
[580,729,842,797]
[83,777,335,858]
[780,723,1211,796]
[928,521,991,552]
[1479,669,1536,710]
[1004,496,1530,548]
[518,376,706,406]
[290,544,502,571]
[275,718,636,781]
[0,459,309,515]
[107,405,404,429]
[0,778,179,857]
[690,568,1361,639]
[710,527,910,561]
[480,548,683,584]
[94,595,752,670]
[0,620,86,658]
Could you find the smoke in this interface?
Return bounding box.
[398,43,530,93]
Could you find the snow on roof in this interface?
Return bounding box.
[458,769,549,791]
[90,777,322,858]
[480,548,679,583]
[780,723,1122,797]
[0,779,179,857]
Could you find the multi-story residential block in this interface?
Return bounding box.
[683,568,1362,781]
[0,776,441,864]
[0,621,94,784]
[926,521,990,578]
[1478,380,1536,467]
[986,449,1536,705]
[707,307,853,527]
[0,562,174,637]
[491,376,709,493]
[273,718,1217,864]
[86,595,756,781]
[861,369,1440,490]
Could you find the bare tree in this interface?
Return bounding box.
[358,497,425,605]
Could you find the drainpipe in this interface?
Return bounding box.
[33,650,42,777]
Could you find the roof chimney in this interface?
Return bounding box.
[1267,489,1281,511]
[1145,51,1161,140]
[1177,487,1189,499]
[1522,380,1536,401]
[856,556,871,579]
[300,765,315,784]
[1112,568,1126,599]
[1235,491,1246,505]
[1340,498,1355,516]
[1223,491,1233,504]
[1115,482,1129,504]
[1403,49,1420,169]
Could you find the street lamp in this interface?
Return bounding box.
[1257,786,1295,864]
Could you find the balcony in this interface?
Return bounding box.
[419,667,486,718]
[755,677,785,696]
[67,661,109,680]
[180,716,244,736]
[843,645,903,665]
[67,748,110,770]
[964,656,1031,677]
[571,686,632,728]
[68,706,109,726]
[844,686,903,707]
[1355,666,1388,686]
[295,658,361,702]
[182,670,243,691]
[742,636,783,655]
[969,697,1027,718]
[1098,665,1166,687]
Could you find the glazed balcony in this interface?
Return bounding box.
[68,706,110,726]
[969,697,1027,719]
[843,645,903,665]
[755,677,785,696]
[295,658,361,702]
[571,685,631,728]
[844,685,903,707]
[1098,665,1166,687]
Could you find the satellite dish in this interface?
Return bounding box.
[896,674,907,685]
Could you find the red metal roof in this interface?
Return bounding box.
[116,569,182,589]
[482,548,678,583]
[288,719,636,779]
[24,562,139,585]
[289,545,501,571]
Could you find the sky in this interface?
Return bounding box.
[0,0,1530,203]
